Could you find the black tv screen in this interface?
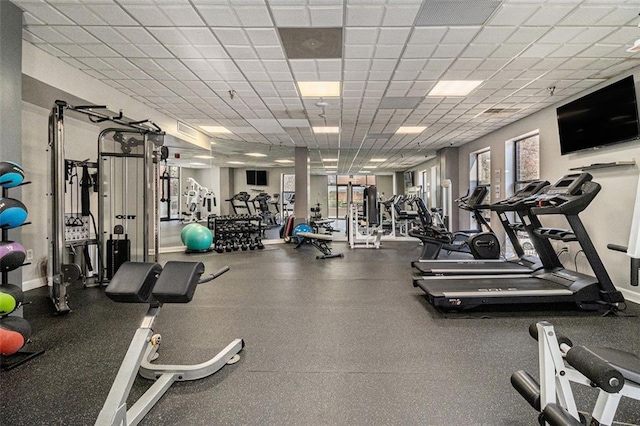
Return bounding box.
[404,171,414,186]
[246,170,267,186]
[557,76,640,155]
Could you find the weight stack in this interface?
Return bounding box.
[106,234,130,280]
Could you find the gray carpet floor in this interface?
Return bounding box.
[1,241,639,425]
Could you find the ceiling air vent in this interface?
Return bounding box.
[481,108,520,117]
[177,121,198,139]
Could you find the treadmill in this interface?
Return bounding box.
[411,180,550,276]
[413,173,625,311]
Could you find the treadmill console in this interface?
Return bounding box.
[490,180,549,211]
[465,185,489,209]
[543,173,592,195]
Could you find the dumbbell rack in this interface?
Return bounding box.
[0,182,45,370]
[210,215,264,253]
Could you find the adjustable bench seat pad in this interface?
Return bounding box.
[105,262,162,303]
[152,261,205,304]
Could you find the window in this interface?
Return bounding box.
[515,134,540,190]
[327,174,376,218]
[477,150,491,186]
[511,132,540,255]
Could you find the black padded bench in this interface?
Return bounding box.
[106,261,206,304]
[295,231,344,259]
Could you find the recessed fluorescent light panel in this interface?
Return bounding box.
[362,166,377,169]
[227,161,245,165]
[323,158,338,162]
[275,159,293,163]
[370,158,387,162]
[200,125,231,134]
[313,127,340,134]
[325,165,337,169]
[194,155,214,159]
[246,153,267,157]
[428,80,483,97]
[358,171,371,174]
[298,81,341,97]
[396,126,427,134]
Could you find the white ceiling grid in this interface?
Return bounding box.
[12,0,640,172]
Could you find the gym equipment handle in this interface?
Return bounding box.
[510,370,540,411]
[198,266,230,284]
[565,345,624,393]
[540,403,583,426]
[528,322,573,347]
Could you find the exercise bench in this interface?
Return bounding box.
[95,261,244,426]
[295,231,344,259]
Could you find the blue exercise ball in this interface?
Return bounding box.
[180,223,200,245]
[0,198,28,229]
[0,162,24,188]
[293,224,312,237]
[184,225,213,251]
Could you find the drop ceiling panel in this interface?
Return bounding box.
[15,0,640,172]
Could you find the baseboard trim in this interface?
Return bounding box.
[619,287,640,306]
[22,278,47,292]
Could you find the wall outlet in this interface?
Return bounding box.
[26,249,33,261]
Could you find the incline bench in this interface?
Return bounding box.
[295,231,344,259]
[95,261,244,426]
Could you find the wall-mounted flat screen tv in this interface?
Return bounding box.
[404,171,414,186]
[557,75,640,155]
[246,170,268,186]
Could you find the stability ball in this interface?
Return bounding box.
[180,223,200,245]
[0,284,24,316]
[0,241,26,272]
[0,162,25,188]
[184,224,213,251]
[0,198,28,229]
[293,223,312,237]
[0,316,31,356]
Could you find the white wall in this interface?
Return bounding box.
[456,68,640,302]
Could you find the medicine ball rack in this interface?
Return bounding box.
[0,176,44,370]
[49,100,165,314]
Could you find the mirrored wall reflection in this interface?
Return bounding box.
[158,134,215,250]
[158,137,296,250]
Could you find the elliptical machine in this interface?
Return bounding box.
[409,186,500,260]
[444,186,500,259]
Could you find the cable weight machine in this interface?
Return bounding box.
[49,100,165,314]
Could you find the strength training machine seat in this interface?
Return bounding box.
[512,321,640,426]
[95,261,244,426]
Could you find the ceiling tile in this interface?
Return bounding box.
[346,5,385,26]
[165,6,205,26]
[345,44,375,59]
[116,27,157,44]
[196,6,241,26]
[235,5,274,26]
[538,27,585,44]
[181,28,219,45]
[525,5,575,26]
[402,44,437,59]
[473,26,516,44]
[17,3,75,25]
[310,6,343,27]
[88,5,138,26]
[383,4,421,26]
[559,6,613,26]
[270,6,312,27]
[121,5,174,26]
[488,4,539,26]
[26,26,73,44]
